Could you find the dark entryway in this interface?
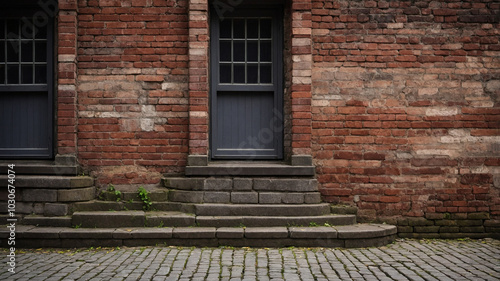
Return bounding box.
[0,4,55,159]
[210,9,283,160]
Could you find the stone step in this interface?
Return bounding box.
[0,175,94,188]
[163,178,318,192]
[0,164,78,176]
[168,190,322,204]
[72,211,196,228]
[0,224,397,248]
[21,216,72,227]
[185,162,315,176]
[99,190,169,202]
[196,214,356,227]
[72,200,196,214]
[194,203,331,216]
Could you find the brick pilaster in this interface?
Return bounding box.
[188,0,210,156]
[57,0,78,155]
[291,0,313,156]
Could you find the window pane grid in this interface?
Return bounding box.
[0,18,47,85]
[219,17,273,85]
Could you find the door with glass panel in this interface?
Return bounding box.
[0,7,54,158]
[210,9,283,159]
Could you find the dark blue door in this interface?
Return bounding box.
[211,9,283,159]
[0,6,54,158]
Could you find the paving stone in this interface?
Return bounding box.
[245,227,288,239]
[231,192,258,204]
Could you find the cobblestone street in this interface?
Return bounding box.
[1,239,499,281]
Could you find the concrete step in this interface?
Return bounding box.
[163,177,318,192]
[99,190,169,202]
[21,216,72,227]
[168,190,322,204]
[73,200,196,214]
[194,203,331,216]
[72,211,196,228]
[0,175,94,188]
[185,162,315,176]
[0,224,397,248]
[196,214,356,227]
[0,164,78,176]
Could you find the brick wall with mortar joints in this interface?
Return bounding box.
[76,0,190,186]
[57,0,79,155]
[311,0,500,230]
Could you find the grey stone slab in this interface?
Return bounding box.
[22,189,57,202]
[162,177,205,190]
[168,190,204,203]
[22,216,72,227]
[173,227,216,239]
[245,227,288,239]
[18,227,63,239]
[0,175,93,188]
[0,164,78,176]
[72,211,145,228]
[44,203,70,216]
[291,155,313,166]
[187,155,208,166]
[336,224,390,239]
[58,187,95,202]
[204,178,233,191]
[204,191,231,203]
[258,193,282,204]
[233,178,253,190]
[145,212,195,227]
[253,179,318,192]
[231,192,259,204]
[196,216,244,227]
[217,227,245,239]
[304,192,322,204]
[195,204,331,217]
[185,165,315,176]
[289,227,337,239]
[113,228,134,239]
[282,193,304,204]
[59,228,115,239]
[131,228,173,239]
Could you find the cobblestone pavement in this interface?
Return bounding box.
[1,239,499,281]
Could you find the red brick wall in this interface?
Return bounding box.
[76,0,189,185]
[311,0,500,229]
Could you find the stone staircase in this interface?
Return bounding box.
[0,157,94,220]
[1,162,397,248]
